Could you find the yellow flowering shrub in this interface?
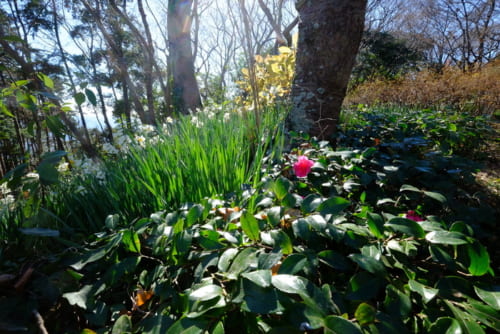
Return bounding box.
[236,46,295,108]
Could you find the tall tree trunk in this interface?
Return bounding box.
[288,0,367,143]
[167,0,202,114]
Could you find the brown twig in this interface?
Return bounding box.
[33,309,49,334]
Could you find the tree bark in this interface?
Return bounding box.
[288,0,367,143]
[167,0,202,114]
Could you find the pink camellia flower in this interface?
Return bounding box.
[406,210,424,222]
[293,156,314,178]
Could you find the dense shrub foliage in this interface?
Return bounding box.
[345,60,500,115]
[0,107,497,333]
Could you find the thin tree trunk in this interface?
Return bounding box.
[288,0,367,144]
[51,0,93,146]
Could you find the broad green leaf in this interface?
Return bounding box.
[122,230,141,253]
[45,115,66,137]
[81,329,97,334]
[166,318,208,334]
[37,73,54,89]
[282,193,298,208]
[423,190,447,203]
[241,277,279,314]
[270,230,293,255]
[306,214,327,231]
[227,247,258,279]
[271,274,309,295]
[367,212,384,238]
[301,194,323,213]
[74,92,86,106]
[429,245,455,267]
[103,257,141,285]
[384,284,411,319]
[105,214,120,230]
[386,217,425,238]
[241,269,272,288]
[112,315,132,334]
[258,248,282,270]
[462,300,500,330]
[428,317,462,334]
[140,313,175,334]
[409,279,438,303]
[63,285,93,309]
[354,303,376,326]
[400,184,420,192]
[41,150,67,164]
[172,229,193,262]
[218,248,238,272]
[467,242,491,276]
[274,177,291,200]
[199,229,225,250]
[474,284,500,310]
[291,218,312,240]
[188,284,223,302]
[19,228,59,237]
[426,231,468,245]
[278,253,307,275]
[323,315,363,334]
[348,253,387,276]
[186,204,204,226]
[85,88,97,106]
[444,300,486,334]
[0,103,14,117]
[318,196,350,216]
[212,321,224,334]
[187,296,226,318]
[36,162,59,185]
[70,247,109,271]
[266,206,283,227]
[240,211,260,242]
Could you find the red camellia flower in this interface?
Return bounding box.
[406,210,424,222]
[293,156,314,178]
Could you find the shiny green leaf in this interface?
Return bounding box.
[426,231,468,245]
[409,280,438,303]
[74,92,86,106]
[386,217,425,238]
[354,303,376,326]
[474,284,500,310]
[122,230,141,253]
[367,212,384,238]
[324,316,363,334]
[318,196,350,216]
[241,269,272,288]
[348,253,387,276]
[467,242,491,276]
[428,317,462,334]
[241,210,260,242]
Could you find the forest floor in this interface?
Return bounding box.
[474,120,500,202]
[473,119,500,274]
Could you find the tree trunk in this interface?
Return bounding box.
[167,0,202,114]
[288,0,367,143]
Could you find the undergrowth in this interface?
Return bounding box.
[0,107,498,334]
